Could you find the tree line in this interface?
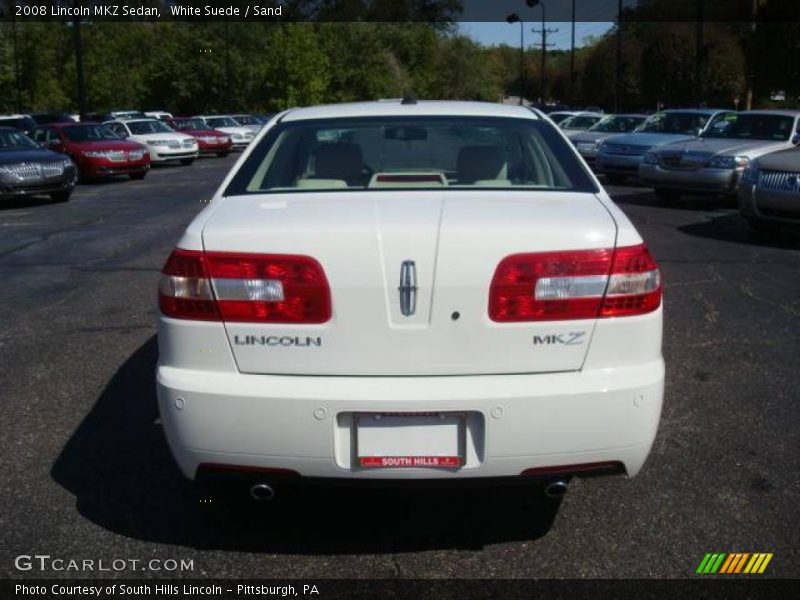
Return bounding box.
[0,18,797,115]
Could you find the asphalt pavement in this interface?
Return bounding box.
[1,156,798,579]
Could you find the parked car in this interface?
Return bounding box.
[32,122,150,181]
[195,115,256,150]
[559,113,604,133]
[108,110,148,120]
[0,126,76,203]
[166,118,233,157]
[157,100,664,500]
[103,119,198,165]
[30,113,76,125]
[639,110,800,200]
[145,111,174,121]
[229,114,264,132]
[547,111,580,125]
[0,114,38,136]
[596,109,732,184]
[569,114,648,166]
[738,146,800,231]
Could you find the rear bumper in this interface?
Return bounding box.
[639,164,739,193]
[157,359,664,482]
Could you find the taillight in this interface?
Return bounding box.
[159,249,331,323]
[489,244,660,322]
[159,249,218,320]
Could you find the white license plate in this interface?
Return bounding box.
[356,412,463,469]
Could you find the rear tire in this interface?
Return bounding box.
[130,172,146,180]
[51,191,71,203]
[180,158,195,166]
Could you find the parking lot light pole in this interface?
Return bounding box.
[506,13,524,105]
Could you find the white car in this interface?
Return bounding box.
[157,100,664,501]
[104,119,198,165]
[195,115,255,150]
[229,113,264,133]
[144,111,173,120]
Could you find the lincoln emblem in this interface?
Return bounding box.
[398,260,418,317]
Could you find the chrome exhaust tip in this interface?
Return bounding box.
[544,480,568,499]
[249,483,275,501]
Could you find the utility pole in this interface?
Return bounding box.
[569,0,576,106]
[614,0,623,112]
[745,0,758,110]
[11,9,22,113]
[530,25,557,103]
[695,0,705,107]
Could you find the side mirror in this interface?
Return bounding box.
[792,133,800,146]
[696,127,704,137]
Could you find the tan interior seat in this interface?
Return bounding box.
[456,145,508,184]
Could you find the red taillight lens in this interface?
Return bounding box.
[489,244,660,322]
[159,249,331,323]
[205,252,331,323]
[158,249,218,320]
[600,244,662,317]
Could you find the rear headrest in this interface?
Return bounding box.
[313,143,363,181]
[456,145,506,183]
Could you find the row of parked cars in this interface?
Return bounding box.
[0,111,273,203]
[551,108,800,232]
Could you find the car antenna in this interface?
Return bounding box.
[401,95,418,105]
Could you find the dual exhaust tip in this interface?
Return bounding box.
[544,480,569,499]
[249,483,275,501]
[249,480,567,500]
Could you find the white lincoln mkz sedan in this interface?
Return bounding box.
[156,100,664,501]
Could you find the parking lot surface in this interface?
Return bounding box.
[1,156,798,578]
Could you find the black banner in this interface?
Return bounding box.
[3,579,798,600]
[2,0,800,23]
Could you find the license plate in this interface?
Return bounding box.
[356,412,463,469]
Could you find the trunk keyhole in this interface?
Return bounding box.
[451,311,460,321]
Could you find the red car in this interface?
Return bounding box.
[166,118,233,157]
[32,122,150,181]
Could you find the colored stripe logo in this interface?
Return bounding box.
[696,553,773,574]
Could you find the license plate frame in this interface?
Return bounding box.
[354,412,465,470]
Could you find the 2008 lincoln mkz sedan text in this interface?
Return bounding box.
[156,100,664,502]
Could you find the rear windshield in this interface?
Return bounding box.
[701,113,797,141]
[225,116,598,195]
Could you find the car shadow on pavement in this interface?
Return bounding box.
[0,196,62,210]
[678,213,800,249]
[51,336,562,554]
